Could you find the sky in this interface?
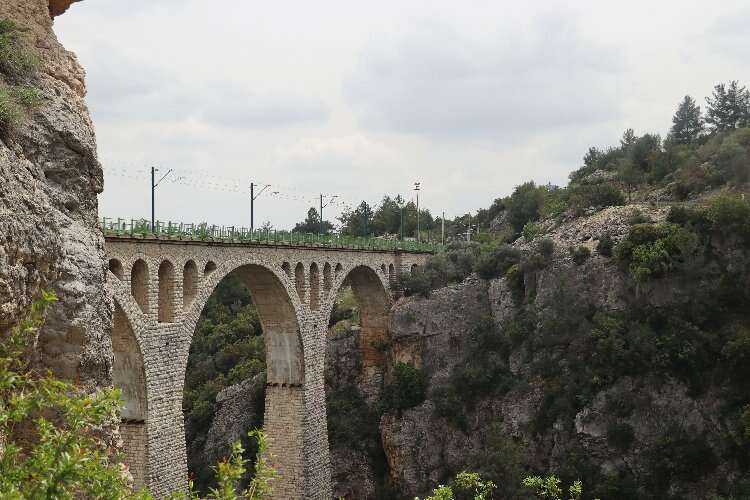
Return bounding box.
[54,0,750,230]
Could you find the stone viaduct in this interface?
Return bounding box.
[104,236,428,499]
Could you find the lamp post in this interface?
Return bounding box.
[413,182,421,242]
[151,166,173,232]
[250,182,271,233]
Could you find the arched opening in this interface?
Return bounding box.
[325,265,391,498]
[158,260,176,323]
[381,264,386,275]
[323,262,333,296]
[309,263,320,311]
[282,261,292,278]
[109,258,124,280]
[131,259,149,314]
[112,302,148,489]
[204,261,217,276]
[183,265,304,497]
[411,263,419,273]
[388,263,395,285]
[295,262,305,303]
[183,260,198,309]
[335,263,343,277]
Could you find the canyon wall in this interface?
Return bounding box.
[0,0,111,390]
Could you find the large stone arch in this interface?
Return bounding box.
[112,300,149,489]
[180,258,309,499]
[323,262,393,400]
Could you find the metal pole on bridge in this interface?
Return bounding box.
[151,166,172,233]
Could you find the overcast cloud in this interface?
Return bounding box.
[54,1,750,230]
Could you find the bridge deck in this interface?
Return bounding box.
[102,217,439,254]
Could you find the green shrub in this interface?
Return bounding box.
[474,244,521,280]
[596,234,614,257]
[537,238,555,259]
[0,84,22,135]
[646,425,718,496]
[522,475,583,500]
[522,221,544,241]
[381,362,426,413]
[570,245,591,265]
[607,422,635,451]
[707,195,750,241]
[0,18,39,78]
[568,183,625,211]
[0,291,144,499]
[505,263,525,302]
[743,405,750,441]
[616,223,701,283]
[327,385,379,451]
[12,83,42,108]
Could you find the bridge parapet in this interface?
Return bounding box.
[101,217,441,254]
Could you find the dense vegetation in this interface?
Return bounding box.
[183,275,266,495]
[0,18,42,137]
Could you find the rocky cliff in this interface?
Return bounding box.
[0,0,111,390]
[331,203,750,499]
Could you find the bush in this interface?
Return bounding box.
[381,362,426,413]
[596,234,614,256]
[0,18,39,78]
[707,195,750,241]
[568,183,625,212]
[0,291,142,499]
[607,422,635,451]
[537,238,555,259]
[0,85,22,135]
[646,425,718,496]
[570,245,591,265]
[522,221,543,241]
[616,223,701,283]
[474,244,521,280]
[743,405,750,441]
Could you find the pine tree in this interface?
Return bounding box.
[705,80,750,131]
[670,95,704,144]
[620,128,637,149]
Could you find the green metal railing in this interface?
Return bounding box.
[100,218,440,253]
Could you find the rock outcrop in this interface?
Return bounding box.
[0,0,111,390]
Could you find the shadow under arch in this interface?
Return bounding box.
[182,262,306,497]
[112,299,149,490]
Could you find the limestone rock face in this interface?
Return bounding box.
[0,0,111,390]
[203,374,265,468]
[49,0,82,18]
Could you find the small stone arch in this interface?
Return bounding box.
[182,260,198,309]
[158,260,176,323]
[411,263,419,273]
[335,263,343,277]
[323,262,333,297]
[295,262,305,303]
[282,261,292,278]
[204,261,217,276]
[109,258,124,280]
[131,259,149,314]
[388,263,395,284]
[309,262,320,311]
[380,263,386,275]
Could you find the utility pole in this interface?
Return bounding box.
[151,166,173,232]
[441,211,445,246]
[414,182,421,242]
[250,182,271,232]
[320,193,338,234]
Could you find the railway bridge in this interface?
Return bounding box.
[102,223,432,499]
